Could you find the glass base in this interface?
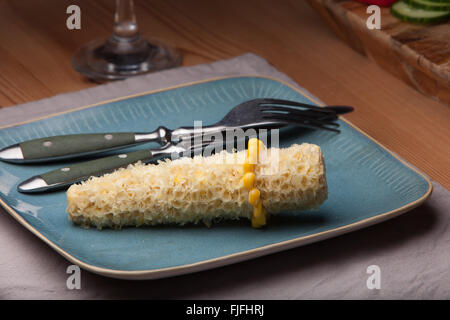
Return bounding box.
[72,35,181,81]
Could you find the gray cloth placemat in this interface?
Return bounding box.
[0,53,448,299]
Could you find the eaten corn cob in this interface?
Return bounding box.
[66,141,328,229]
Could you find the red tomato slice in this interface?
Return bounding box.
[354,0,398,6]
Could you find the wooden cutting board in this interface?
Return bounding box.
[306,0,450,106]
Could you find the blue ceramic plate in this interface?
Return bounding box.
[0,76,432,280]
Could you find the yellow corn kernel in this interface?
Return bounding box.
[251,208,266,228]
[243,161,255,173]
[248,188,260,206]
[249,138,266,151]
[242,172,256,189]
[257,139,266,151]
[253,201,263,218]
[248,153,257,165]
[248,139,258,163]
[251,203,266,228]
[251,216,266,228]
[248,138,259,151]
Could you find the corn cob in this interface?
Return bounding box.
[66,142,328,229]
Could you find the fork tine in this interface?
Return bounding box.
[262,114,340,132]
[259,105,326,113]
[257,98,329,112]
[258,99,354,115]
[260,105,337,119]
[289,116,339,128]
[263,111,339,124]
[260,106,339,124]
[262,110,340,125]
[259,105,338,119]
[323,106,354,114]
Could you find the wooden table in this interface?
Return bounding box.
[0,0,448,189]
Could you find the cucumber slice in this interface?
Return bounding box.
[407,0,450,10]
[423,0,450,3]
[391,1,450,24]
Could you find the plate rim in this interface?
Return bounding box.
[0,74,433,280]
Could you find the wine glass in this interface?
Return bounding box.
[72,0,181,81]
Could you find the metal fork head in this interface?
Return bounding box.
[216,98,353,132]
[158,95,356,159]
[171,98,354,142]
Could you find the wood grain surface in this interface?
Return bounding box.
[307,0,450,106]
[0,0,449,189]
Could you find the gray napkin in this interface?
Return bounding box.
[0,53,448,299]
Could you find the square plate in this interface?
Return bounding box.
[0,76,432,280]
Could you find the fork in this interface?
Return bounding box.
[0,98,353,164]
